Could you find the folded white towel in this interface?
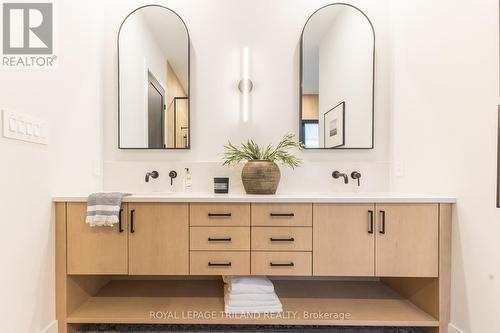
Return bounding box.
[224,286,278,302]
[223,276,275,294]
[224,304,283,314]
[225,294,281,307]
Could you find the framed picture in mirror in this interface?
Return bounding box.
[324,102,345,148]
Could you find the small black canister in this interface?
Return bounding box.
[214,177,229,194]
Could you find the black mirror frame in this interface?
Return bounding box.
[299,3,376,150]
[117,5,191,150]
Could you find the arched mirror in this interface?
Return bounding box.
[118,5,190,149]
[300,4,375,149]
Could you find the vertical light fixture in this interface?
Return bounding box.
[238,47,253,122]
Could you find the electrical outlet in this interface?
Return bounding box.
[394,161,405,178]
[2,109,48,145]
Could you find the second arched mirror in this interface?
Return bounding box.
[300,4,375,149]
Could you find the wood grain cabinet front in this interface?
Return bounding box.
[375,204,439,277]
[190,227,250,251]
[190,251,250,275]
[251,227,312,251]
[313,204,376,277]
[251,203,312,226]
[67,202,129,275]
[251,252,312,276]
[313,204,439,278]
[128,203,189,275]
[190,203,250,227]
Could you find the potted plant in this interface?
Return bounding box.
[222,133,304,194]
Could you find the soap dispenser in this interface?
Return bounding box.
[184,168,193,192]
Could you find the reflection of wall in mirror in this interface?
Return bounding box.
[120,13,167,148]
[318,7,373,148]
[166,62,188,148]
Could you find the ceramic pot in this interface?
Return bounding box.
[241,160,281,195]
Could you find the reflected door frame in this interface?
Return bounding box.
[147,70,166,149]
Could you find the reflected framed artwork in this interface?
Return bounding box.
[324,102,345,148]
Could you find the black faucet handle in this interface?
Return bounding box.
[351,171,362,186]
[168,170,178,186]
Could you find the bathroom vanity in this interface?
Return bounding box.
[54,194,454,333]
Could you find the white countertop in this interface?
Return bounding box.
[52,192,456,203]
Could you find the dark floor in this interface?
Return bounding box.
[77,324,423,333]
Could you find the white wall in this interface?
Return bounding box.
[389,0,500,332]
[119,12,167,148]
[101,0,392,192]
[318,6,373,148]
[0,1,103,333]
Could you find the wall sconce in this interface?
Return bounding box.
[239,47,253,122]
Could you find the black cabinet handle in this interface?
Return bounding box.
[208,262,232,267]
[208,213,232,217]
[208,237,232,242]
[270,237,295,242]
[379,210,386,234]
[270,213,295,217]
[368,210,374,234]
[130,209,135,233]
[118,209,124,233]
[270,262,295,267]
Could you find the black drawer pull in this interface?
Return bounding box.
[208,237,232,242]
[368,210,374,234]
[130,209,135,233]
[208,213,232,217]
[270,237,295,242]
[118,209,124,233]
[208,262,232,267]
[379,210,386,234]
[270,262,295,267]
[270,213,295,217]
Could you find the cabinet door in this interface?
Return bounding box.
[375,204,438,277]
[313,204,375,276]
[128,203,189,275]
[67,202,128,274]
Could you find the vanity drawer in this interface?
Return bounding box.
[251,252,312,276]
[251,227,312,251]
[190,203,250,227]
[190,227,250,251]
[251,204,312,226]
[190,251,250,275]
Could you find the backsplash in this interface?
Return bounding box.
[103,161,390,194]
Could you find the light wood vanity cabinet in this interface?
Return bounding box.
[66,202,189,275]
[128,203,189,275]
[56,199,453,333]
[67,202,129,275]
[375,204,439,277]
[313,204,376,276]
[313,203,439,278]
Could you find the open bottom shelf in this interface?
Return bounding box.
[67,280,438,327]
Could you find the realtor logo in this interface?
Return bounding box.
[2,2,56,67]
[3,3,52,54]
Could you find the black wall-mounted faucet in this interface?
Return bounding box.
[332,171,349,184]
[145,171,159,183]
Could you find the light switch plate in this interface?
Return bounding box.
[2,109,48,145]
